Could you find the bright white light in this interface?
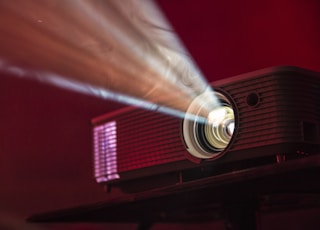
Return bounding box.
[226,121,235,136]
[208,108,227,126]
[1,59,191,119]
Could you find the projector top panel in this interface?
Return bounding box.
[211,66,319,87]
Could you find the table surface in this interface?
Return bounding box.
[28,154,320,223]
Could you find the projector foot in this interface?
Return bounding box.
[276,153,286,163]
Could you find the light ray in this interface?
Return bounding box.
[1,58,196,120]
[0,0,219,117]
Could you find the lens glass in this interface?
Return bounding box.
[182,90,236,160]
[204,105,234,151]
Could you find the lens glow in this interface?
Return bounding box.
[226,121,235,137]
[183,91,236,160]
[208,107,227,126]
[205,106,234,150]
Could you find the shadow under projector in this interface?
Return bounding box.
[92,66,320,193]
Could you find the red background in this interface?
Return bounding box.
[1,0,320,229]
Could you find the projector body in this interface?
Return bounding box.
[92,66,320,192]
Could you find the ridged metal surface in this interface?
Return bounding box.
[115,109,186,172]
[218,73,320,151]
[94,108,186,178]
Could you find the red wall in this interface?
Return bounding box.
[158,0,320,80]
[1,1,320,229]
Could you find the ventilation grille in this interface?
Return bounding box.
[218,73,320,151]
[94,121,119,183]
[115,109,186,172]
[93,108,187,182]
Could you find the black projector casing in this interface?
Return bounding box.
[92,66,320,192]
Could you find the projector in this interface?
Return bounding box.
[92,66,320,192]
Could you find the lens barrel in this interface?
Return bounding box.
[183,90,236,160]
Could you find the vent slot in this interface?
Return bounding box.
[94,121,119,183]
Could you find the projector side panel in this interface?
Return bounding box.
[93,107,191,184]
[216,71,320,160]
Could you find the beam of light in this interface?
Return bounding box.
[0,58,199,120]
[0,0,220,118]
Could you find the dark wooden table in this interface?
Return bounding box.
[28,155,320,230]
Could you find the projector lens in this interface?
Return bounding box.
[183,90,236,160]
